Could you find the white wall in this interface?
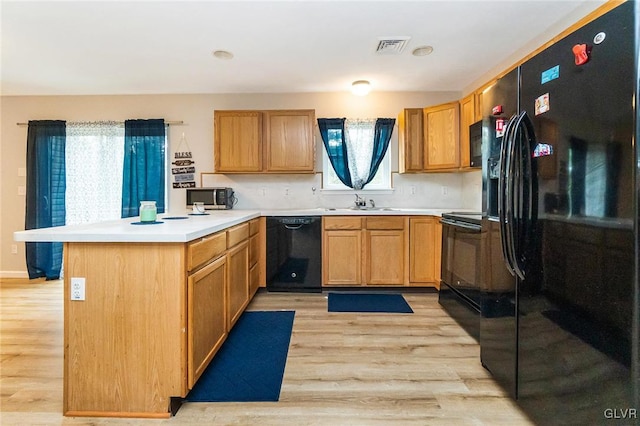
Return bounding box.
[0,91,481,276]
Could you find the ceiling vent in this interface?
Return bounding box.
[375,37,411,54]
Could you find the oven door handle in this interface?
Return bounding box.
[441,219,481,231]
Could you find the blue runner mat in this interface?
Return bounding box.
[187,310,295,402]
[328,293,413,313]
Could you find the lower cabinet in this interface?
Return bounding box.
[364,217,407,285]
[227,240,249,330]
[187,256,227,388]
[323,229,362,285]
[408,217,442,288]
[322,215,440,288]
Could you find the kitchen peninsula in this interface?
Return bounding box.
[13,207,453,418]
[14,211,261,418]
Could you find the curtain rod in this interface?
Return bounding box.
[16,120,184,126]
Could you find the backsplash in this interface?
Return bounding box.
[167,171,482,213]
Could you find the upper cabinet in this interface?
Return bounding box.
[214,111,263,173]
[214,109,315,174]
[459,94,476,169]
[264,110,315,172]
[398,108,424,173]
[398,101,460,173]
[423,102,460,171]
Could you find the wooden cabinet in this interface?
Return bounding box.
[187,255,227,389]
[248,218,261,297]
[214,111,262,173]
[323,217,362,286]
[409,217,442,288]
[459,94,476,169]
[424,102,460,170]
[322,216,407,286]
[364,217,407,285]
[214,109,315,174]
[398,108,424,173]
[264,110,315,172]
[398,102,460,173]
[226,224,250,330]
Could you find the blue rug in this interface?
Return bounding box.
[186,310,295,402]
[328,293,413,313]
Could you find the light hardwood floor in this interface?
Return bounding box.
[1,279,534,425]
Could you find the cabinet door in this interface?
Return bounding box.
[265,110,315,173]
[398,108,424,173]
[249,263,260,297]
[214,111,262,172]
[459,94,476,169]
[227,240,249,330]
[409,217,441,287]
[188,256,227,389]
[323,230,362,286]
[424,102,460,170]
[365,229,405,285]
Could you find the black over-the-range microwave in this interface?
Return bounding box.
[469,121,483,168]
[186,187,235,210]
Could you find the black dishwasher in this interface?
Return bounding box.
[266,216,322,292]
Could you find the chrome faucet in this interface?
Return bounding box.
[369,199,376,208]
[354,194,366,208]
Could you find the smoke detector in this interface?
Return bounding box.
[375,37,411,55]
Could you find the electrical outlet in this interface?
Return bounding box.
[70,277,86,301]
[441,186,448,196]
[410,185,416,195]
[18,186,26,196]
[260,187,266,196]
[10,244,18,254]
[284,187,290,196]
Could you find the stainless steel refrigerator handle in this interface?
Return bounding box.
[498,115,518,276]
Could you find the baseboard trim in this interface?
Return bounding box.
[0,271,29,279]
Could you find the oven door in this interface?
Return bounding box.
[441,219,482,310]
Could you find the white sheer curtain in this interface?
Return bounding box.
[344,118,376,190]
[65,122,125,225]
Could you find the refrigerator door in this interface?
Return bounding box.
[517,2,636,423]
[479,68,520,399]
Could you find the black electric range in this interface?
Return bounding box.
[439,211,483,341]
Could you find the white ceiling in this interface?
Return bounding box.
[1,0,606,96]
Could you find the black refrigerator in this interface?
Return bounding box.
[479,2,639,424]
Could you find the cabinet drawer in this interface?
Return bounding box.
[227,223,250,247]
[324,216,362,230]
[188,231,227,271]
[249,218,260,236]
[365,216,405,230]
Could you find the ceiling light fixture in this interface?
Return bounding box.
[351,80,371,96]
[412,46,434,57]
[212,50,234,60]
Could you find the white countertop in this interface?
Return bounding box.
[260,208,470,217]
[13,211,261,243]
[13,208,472,243]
